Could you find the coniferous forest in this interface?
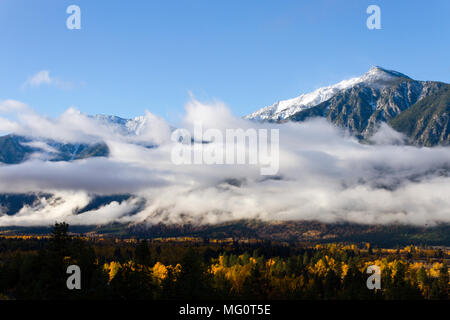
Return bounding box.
[0,223,448,300]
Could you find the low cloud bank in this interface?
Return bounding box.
[0,98,449,227]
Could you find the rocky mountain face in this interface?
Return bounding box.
[247,67,449,146]
[289,79,445,141]
[389,85,450,146]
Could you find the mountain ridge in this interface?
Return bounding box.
[0,134,109,164]
[246,66,449,146]
[245,66,412,121]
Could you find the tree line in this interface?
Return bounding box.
[0,223,448,300]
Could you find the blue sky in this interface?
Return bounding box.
[0,0,448,125]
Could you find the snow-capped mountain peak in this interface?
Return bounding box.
[91,114,148,135]
[245,66,410,121]
[359,66,410,86]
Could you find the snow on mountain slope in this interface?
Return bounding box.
[245,66,411,121]
[91,114,148,135]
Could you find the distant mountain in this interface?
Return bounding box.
[0,193,132,216]
[0,114,150,165]
[245,66,413,121]
[0,135,34,164]
[246,66,449,145]
[89,114,148,136]
[0,113,170,164]
[0,134,109,164]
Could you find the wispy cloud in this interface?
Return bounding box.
[0,99,29,112]
[21,70,79,90]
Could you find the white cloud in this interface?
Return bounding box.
[0,98,449,227]
[21,70,77,90]
[0,99,29,112]
[25,70,52,87]
[370,122,407,145]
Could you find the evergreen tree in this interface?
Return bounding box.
[437,263,449,300]
[135,239,152,265]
